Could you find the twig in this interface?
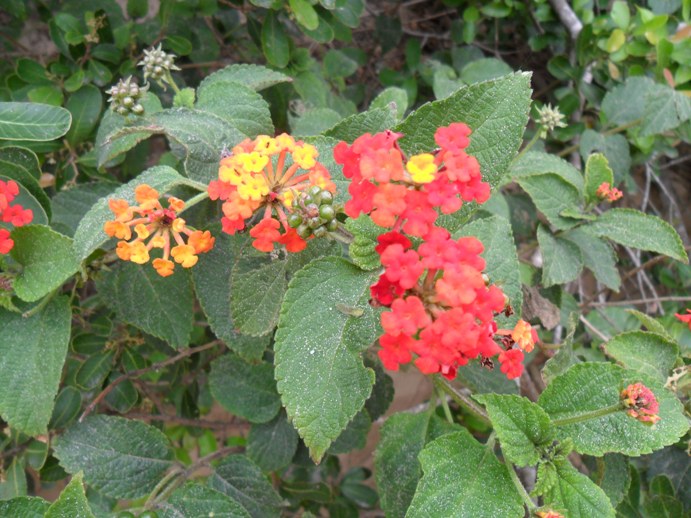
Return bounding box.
[549,0,583,39]
[80,340,221,421]
[124,413,248,431]
[579,315,610,342]
[584,295,691,308]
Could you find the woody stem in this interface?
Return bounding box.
[551,403,624,426]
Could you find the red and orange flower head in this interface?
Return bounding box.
[621,383,661,425]
[596,182,623,202]
[104,185,215,277]
[674,308,691,331]
[0,179,33,254]
[209,133,336,253]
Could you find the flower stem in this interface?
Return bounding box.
[331,224,354,245]
[22,289,58,318]
[436,386,454,424]
[551,403,623,426]
[434,376,490,425]
[178,191,210,215]
[165,71,181,95]
[513,130,542,162]
[506,460,537,512]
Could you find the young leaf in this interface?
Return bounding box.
[0,296,70,436]
[274,257,379,462]
[159,483,251,518]
[537,225,584,287]
[53,415,174,499]
[407,430,525,517]
[247,411,299,473]
[542,459,615,518]
[209,455,282,518]
[588,208,688,263]
[10,225,80,302]
[209,354,281,424]
[538,363,689,456]
[475,394,555,467]
[584,153,614,204]
[0,102,71,141]
[603,331,679,382]
[345,214,384,271]
[45,472,95,518]
[97,261,194,349]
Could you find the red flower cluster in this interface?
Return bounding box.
[621,383,660,425]
[596,182,623,202]
[0,179,33,254]
[337,124,535,380]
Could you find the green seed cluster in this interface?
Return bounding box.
[106,76,148,116]
[138,44,180,84]
[288,186,338,239]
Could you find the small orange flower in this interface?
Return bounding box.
[104,185,215,276]
[535,511,564,518]
[621,383,661,425]
[511,319,538,353]
[596,182,623,202]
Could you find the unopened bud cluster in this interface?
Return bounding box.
[536,103,567,138]
[138,44,180,85]
[106,76,148,116]
[288,186,338,239]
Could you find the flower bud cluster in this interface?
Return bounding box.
[105,76,149,116]
[596,182,623,202]
[337,124,535,380]
[138,44,180,86]
[0,179,33,254]
[288,185,338,239]
[621,383,661,425]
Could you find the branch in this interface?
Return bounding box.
[549,0,583,40]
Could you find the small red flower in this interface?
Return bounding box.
[674,309,691,331]
[249,217,282,252]
[0,179,34,254]
[498,349,524,379]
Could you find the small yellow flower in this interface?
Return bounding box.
[254,135,280,155]
[293,143,318,169]
[237,175,270,201]
[171,244,198,267]
[134,223,150,239]
[239,152,269,173]
[406,154,437,184]
[153,258,175,277]
[129,241,150,264]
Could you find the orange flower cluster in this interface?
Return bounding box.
[208,134,336,253]
[596,182,623,202]
[104,185,214,276]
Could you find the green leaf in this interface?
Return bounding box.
[290,0,319,30]
[542,314,580,385]
[97,261,193,348]
[160,483,251,518]
[53,415,174,499]
[611,1,631,29]
[75,350,115,390]
[644,495,684,518]
[72,165,201,261]
[364,355,394,420]
[603,331,679,382]
[27,86,64,107]
[327,409,371,454]
[261,11,290,68]
[198,64,292,92]
[209,455,283,518]
[49,386,82,429]
[127,0,148,18]
[209,354,281,424]
[459,57,513,84]
[475,394,554,467]
[50,182,118,237]
[594,454,630,507]
[291,108,343,137]
[192,231,270,361]
[95,92,162,167]
[65,85,103,144]
[538,362,689,456]
[324,49,359,78]
[10,225,80,302]
[0,457,26,499]
[588,208,688,263]
[601,76,655,126]
[274,257,379,461]
[641,84,691,136]
[247,411,299,472]
[0,496,50,517]
[647,446,690,510]
[584,153,614,204]
[457,215,522,327]
[456,360,520,395]
[0,102,71,141]
[625,309,671,339]
[579,130,630,183]
[323,107,396,143]
[370,87,408,120]
[0,296,70,436]
[45,472,95,518]
[0,146,41,180]
[196,80,274,138]
[562,228,621,291]
[332,0,364,27]
[109,109,246,183]
[104,375,138,413]
[165,35,192,56]
[542,459,615,518]
[517,174,582,230]
[537,225,584,287]
[407,429,525,518]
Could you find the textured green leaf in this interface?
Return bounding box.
[625,309,672,338]
[303,135,350,206]
[327,410,371,454]
[543,459,615,518]
[370,87,408,120]
[518,174,582,230]
[407,429,524,518]
[538,362,689,456]
[455,360,520,395]
[584,153,614,204]
[562,227,621,291]
[53,415,174,499]
[475,394,554,467]
[537,225,583,287]
[65,85,103,144]
[641,84,691,136]
[49,386,82,429]
[457,215,522,327]
[10,225,80,302]
[198,64,291,92]
[579,130,630,183]
[50,182,118,237]
[159,483,251,518]
[261,11,290,68]
[603,331,679,382]
[0,496,50,517]
[97,261,193,348]
[247,411,299,472]
[0,296,70,436]
[45,472,95,518]
[323,107,396,143]
[542,314,579,385]
[274,257,379,461]
[0,102,71,141]
[593,454,630,507]
[512,151,584,193]
[95,92,162,167]
[209,455,282,518]
[292,108,343,137]
[588,208,688,263]
[72,165,201,261]
[364,356,394,420]
[647,446,690,511]
[601,77,655,126]
[345,214,383,271]
[196,80,274,137]
[209,354,281,424]
[109,109,246,183]
[460,58,513,84]
[103,375,138,413]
